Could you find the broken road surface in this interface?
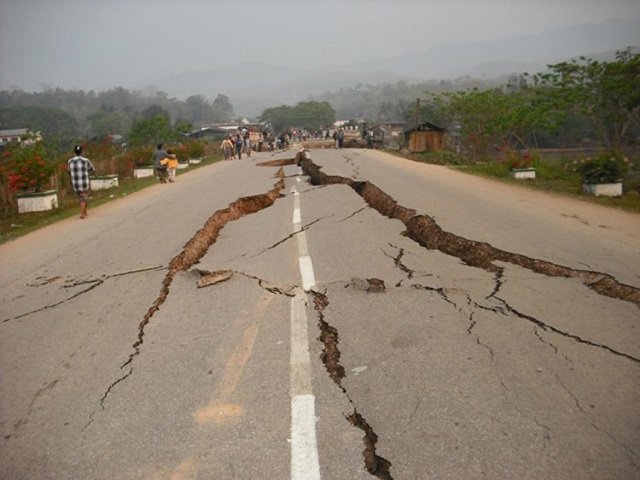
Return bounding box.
[1,147,638,479]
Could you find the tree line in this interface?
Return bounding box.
[426,48,639,159]
[311,48,639,156]
[0,87,234,147]
[1,48,637,157]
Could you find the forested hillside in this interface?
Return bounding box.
[0,88,234,142]
[1,47,638,155]
[310,76,507,122]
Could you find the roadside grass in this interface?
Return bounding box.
[402,150,640,214]
[0,157,220,244]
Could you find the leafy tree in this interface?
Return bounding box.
[0,86,237,144]
[141,104,170,121]
[259,101,335,132]
[173,119,193,137]
[87,107,132,137]
[184,95,214,124]
[213,94,234,121]
[535,48,640,150]
[259,105,294,132]
[434,89,509,160]
[433,83,560,160]
[292,101,335,130]
[127,114,175,147]
[0,106,80,141]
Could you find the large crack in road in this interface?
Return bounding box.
[87,169,286,427]
[297,152,640,476]
[301,156,640,308]
[16,153,636,473]
[311,289,394,480]
[300,155,640,367]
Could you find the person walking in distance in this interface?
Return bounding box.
[153,143,168,183]
[221,136,234,160]
[67,145,96,219]
[337,128,345,149]
[163,149,179,182]
[234,134,243,160]
[243,129,252,158]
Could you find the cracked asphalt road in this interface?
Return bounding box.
[1,147,638,479]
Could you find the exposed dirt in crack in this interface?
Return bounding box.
[256,158,297,167]
[387,246,414,279]
[194,269,296,296]
[91,169,286,421]
[311,290,345,385]
[348,412,394,480]
[310,289,394,479]
[301,157,640,308]
[301,155,639,474]
[196,269,234,288]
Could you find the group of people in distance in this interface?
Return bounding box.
[220,128,253,161]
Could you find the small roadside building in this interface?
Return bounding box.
[187,125,236,141]
[0,128,42,148]
[405,122,446,153]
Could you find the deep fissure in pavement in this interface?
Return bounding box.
[298,154,640,474]
[311,290,395,479]
[301,156,640,308]
[256,158,297,167]
[93,170,286,416]
[301,155,640,365]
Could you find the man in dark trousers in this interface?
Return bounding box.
[153,143,168,183]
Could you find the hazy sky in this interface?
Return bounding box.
[1,0,639,93]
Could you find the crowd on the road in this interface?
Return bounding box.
[220,127,255,161]
[65,124,363,219]
[218,126,356,160]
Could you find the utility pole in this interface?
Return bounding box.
[412,98,420,153]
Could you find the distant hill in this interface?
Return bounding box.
[348,17,640,78]
[143,17,640,117]
[145,63,421,116]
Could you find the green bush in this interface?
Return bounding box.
[184,141,206,159]
[123,145,155,167]
[578,151,628,184]
[0,140,56,192]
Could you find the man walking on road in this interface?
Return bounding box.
[67,145,96,219]
[153,143,168,183]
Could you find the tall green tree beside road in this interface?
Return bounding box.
[434,86,555,160]
[212,94,234,121]
[259,101,335,132]
[87,107,132,138]
[535,48,640,150]
[127,114,175,147]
